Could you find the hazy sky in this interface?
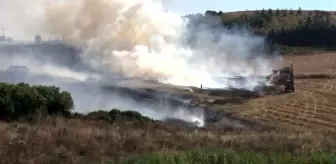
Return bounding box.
[167,0,336,15]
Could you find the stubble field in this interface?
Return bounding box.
[230,53,336,131]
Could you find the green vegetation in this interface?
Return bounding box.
[0,82,153,123]
[82,109,154,122]
[189,9,336,54]
[1,81,336,163]
[0,82,74,121]
[111,149,336,164]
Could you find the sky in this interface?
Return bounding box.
[167,0,336,15]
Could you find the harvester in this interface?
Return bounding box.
[267,63,295,92]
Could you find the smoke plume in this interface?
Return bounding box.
[0,52,205,127]
[42,0,281,89]
[0,0,283,127]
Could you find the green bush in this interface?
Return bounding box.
[0,82,74,121]
[86,110,112,121]
[0,82,152,123]
[111,149,336,164]
[85,109,153,122]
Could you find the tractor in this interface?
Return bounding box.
[267,63,295,92]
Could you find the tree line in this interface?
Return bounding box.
[201,8,336,49]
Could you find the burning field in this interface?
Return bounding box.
[2,0,336,134]
[2,0,336,163]
[1,0,336,133]
[0,0,283,130]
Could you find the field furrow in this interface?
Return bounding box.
[265,106,336,124]
[241,110,332,130]
[271,102,336,117]
[234,80,336,130]
[255,108,336,128]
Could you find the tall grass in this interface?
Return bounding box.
[111,149,336,164]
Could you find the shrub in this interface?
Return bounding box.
[0,82,152,123]
[85,110,112,121]
[85,109,153,122]
[0,82,74,121]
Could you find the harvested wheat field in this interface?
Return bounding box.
[126,53,336,132]
[228,53,336,131]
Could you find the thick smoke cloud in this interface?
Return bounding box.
[0,0,282,127]
[42,0,281,89]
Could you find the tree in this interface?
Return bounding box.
[0,83,74,121]
[261,8,265,15]
[205,10,218,16]
[297,7,302,15]
[268,9,273,15]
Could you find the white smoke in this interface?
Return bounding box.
[0,0,282,127]
[0,52,205,127]
[41,0,281,90]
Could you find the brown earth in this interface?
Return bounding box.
[282,53,336,74]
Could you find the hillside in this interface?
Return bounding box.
[205,9,336,30]
[189,9,336,54]
[222,10,335,28]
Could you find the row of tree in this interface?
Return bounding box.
[205,8,334,17]
[201,9,336,49]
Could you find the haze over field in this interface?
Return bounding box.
[0,0,282,126]
[41,0,281,89]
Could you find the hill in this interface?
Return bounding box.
[187,9,336,54]
[219,9,336,30]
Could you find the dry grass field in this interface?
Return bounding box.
[1,116,336,163]
[1,53,336,163]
